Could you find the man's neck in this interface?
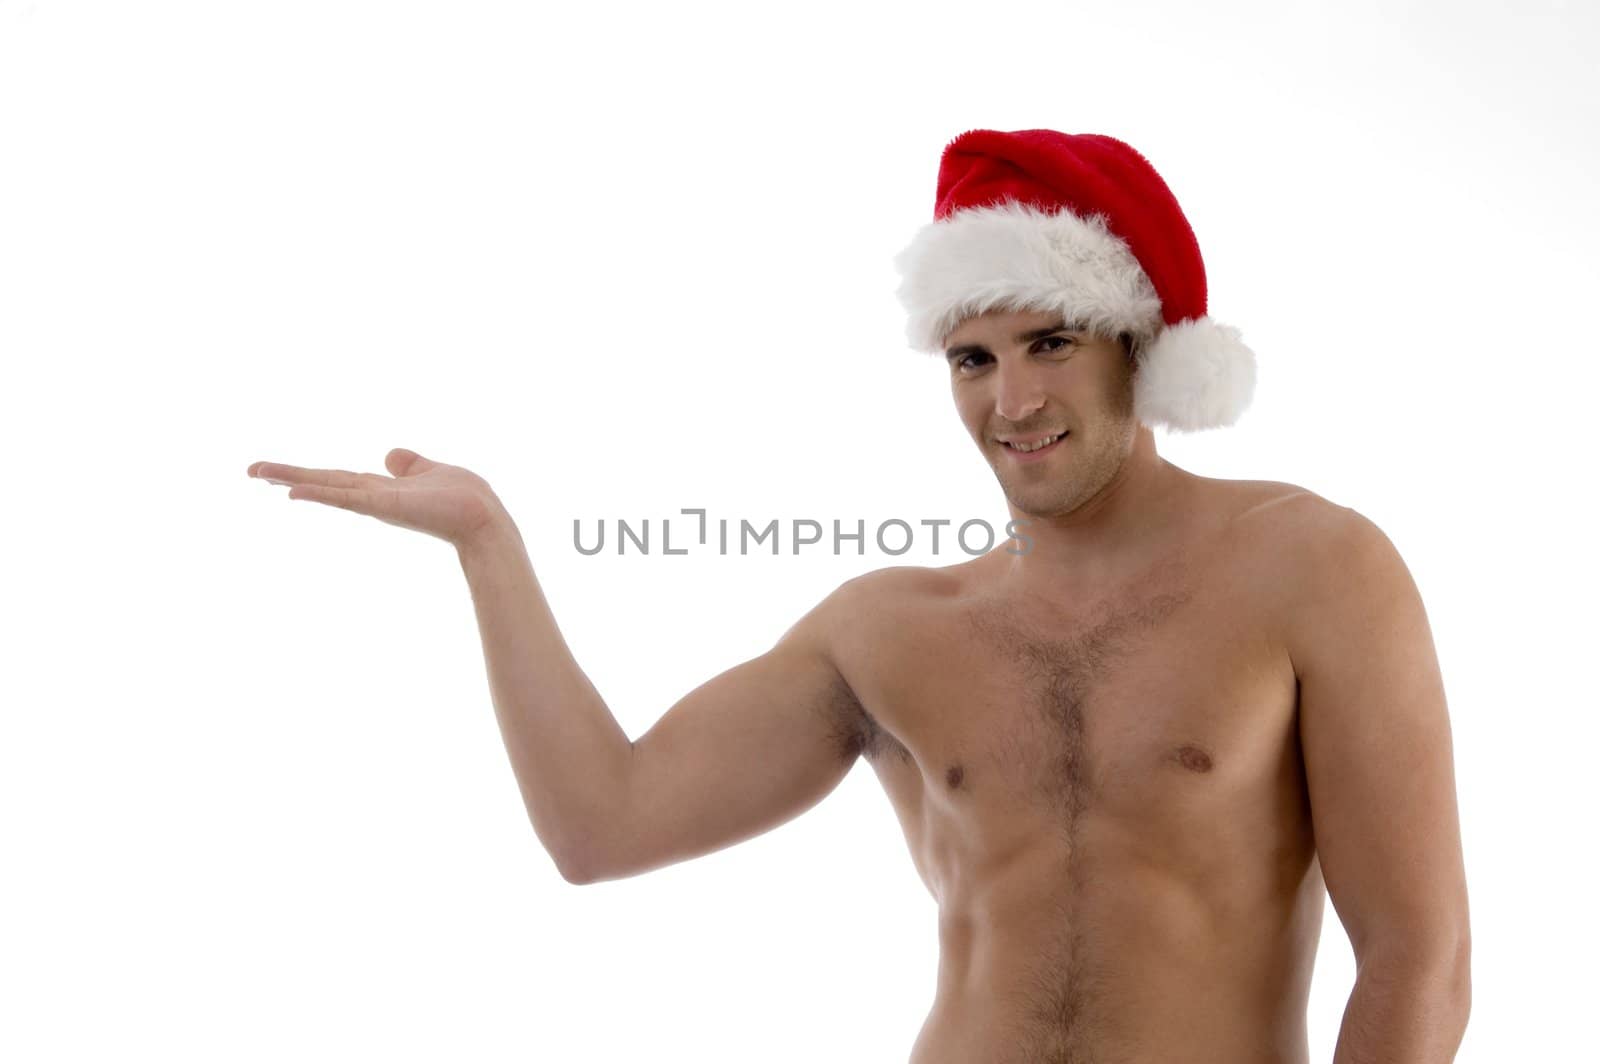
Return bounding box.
[999,429,1191,591]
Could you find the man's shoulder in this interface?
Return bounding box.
[1204,476,1354,546]
[1218,480,1412,651]
[825,562,963,618]
[788,563,961,655]
[783,565,955,699]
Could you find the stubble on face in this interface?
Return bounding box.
[994,337,1140,521]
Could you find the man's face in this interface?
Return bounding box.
[944,306,1140,519]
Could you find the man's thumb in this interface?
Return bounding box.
[386,447,434,476]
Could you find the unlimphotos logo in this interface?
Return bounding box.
[573,510,1035,557]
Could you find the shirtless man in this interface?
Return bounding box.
[246,130,1471,1062]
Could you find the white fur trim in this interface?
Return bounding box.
[1133,317,1257,432]
[892,199,1164,353]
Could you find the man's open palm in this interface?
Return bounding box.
[247,447,506,548]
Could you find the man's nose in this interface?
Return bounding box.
[994,360,1046,422]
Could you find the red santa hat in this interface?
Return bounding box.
[892,129,1257,433]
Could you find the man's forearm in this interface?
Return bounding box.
[455,513,633,881]
[1331,948,1471,1064]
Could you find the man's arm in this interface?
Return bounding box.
[456,517,637,883]
[456,514,869,886]
[1285,502,1471,1062]
[576,574,867,884]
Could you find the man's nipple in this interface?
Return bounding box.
[1171,744,1214,773]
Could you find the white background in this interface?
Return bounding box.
[2,0,1595,1060]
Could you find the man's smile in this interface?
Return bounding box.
[1000,431,1069,461]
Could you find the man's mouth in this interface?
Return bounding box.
[1001,431,1068,457]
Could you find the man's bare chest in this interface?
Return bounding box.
[841,539,1304,877]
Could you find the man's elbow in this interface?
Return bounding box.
[1442,933,1472,1025]
[556,844,612,885]
[1430,940,1473,1045]
[551,776,629,886]
[557,840,631,885]
[1362,929,1472,1022]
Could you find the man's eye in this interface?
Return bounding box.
[952,337,1072,371]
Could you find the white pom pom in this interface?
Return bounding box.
[1133,317,1257,432]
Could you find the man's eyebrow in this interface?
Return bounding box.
[944,320,1082,359]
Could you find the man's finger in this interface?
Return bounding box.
[255,462,376,490]
[287,483,369,512]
